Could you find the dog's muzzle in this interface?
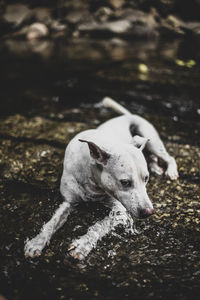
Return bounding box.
[138,207,154,219]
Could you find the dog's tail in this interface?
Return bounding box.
[103,97,131,115]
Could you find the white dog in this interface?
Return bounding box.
[25,97,178,260]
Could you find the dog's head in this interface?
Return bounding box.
[79,136,154,219]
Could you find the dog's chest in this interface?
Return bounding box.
[81,181,106,202]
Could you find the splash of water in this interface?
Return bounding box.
[69,201,137,260]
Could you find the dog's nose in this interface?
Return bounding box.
[139,208,154,219]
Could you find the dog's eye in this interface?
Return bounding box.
[144,175,149,183]
[120,179,132,188]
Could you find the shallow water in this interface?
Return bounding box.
[0,35,200,300]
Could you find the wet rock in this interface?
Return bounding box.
[160,14,200,37]
[31,7,52,25]
[62,0,89,10]
[65,9,92,24]
[182,21,200,36]
[161,14,185,35]
[51,20,67,32]
[78,8,159,38]
[108,0,125,9]
[27,23,49,40]
[10,23,50,40]
[3,4,30,27]
[78,19,131,34]
[2,0,200,41]
[117,7,158,26]
[94,7,113,23]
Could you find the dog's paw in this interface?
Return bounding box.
[165,167,179,180]
[67,241,88,260]
[24,235,47,258]
[165,157,179,180]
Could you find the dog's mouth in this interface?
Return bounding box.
[135,207,155,219]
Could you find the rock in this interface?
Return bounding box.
[31,7,52,24]
[161,15,185,35]
[27,23,49,40]
[103,20,132,34]
[51,20,67,32]
[94,7,113,23]
[2,0,200,40]
[78,19,132,34]
[161,14,200,36]
[65,9,92,24]
[3,4,30,27]
[78,8,159,38]
[120,8,158,28]
[108,0,125,9]
[183,21,200,36]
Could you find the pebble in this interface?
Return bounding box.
[108,0,125,9]
[3,4,30,26]
[27,23,49,40]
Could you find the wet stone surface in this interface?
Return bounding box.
[0,115,89,188]
[2,0,200,40]
[0,32,200,300]
[0,106,200,300]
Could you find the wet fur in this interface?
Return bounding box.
[24,97,178,260]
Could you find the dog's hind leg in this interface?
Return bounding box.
[129,116,179,180]
[24,201,71,258]
[68,200,133,260]
[148,154,164,176]
[147,140,178,180]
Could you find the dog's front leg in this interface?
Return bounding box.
[24,201,71,258]
[68,200,133,260]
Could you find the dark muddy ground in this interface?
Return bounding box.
[0,33,200,300]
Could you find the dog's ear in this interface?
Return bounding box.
[132,135,149,151]
[79,139,110,165]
